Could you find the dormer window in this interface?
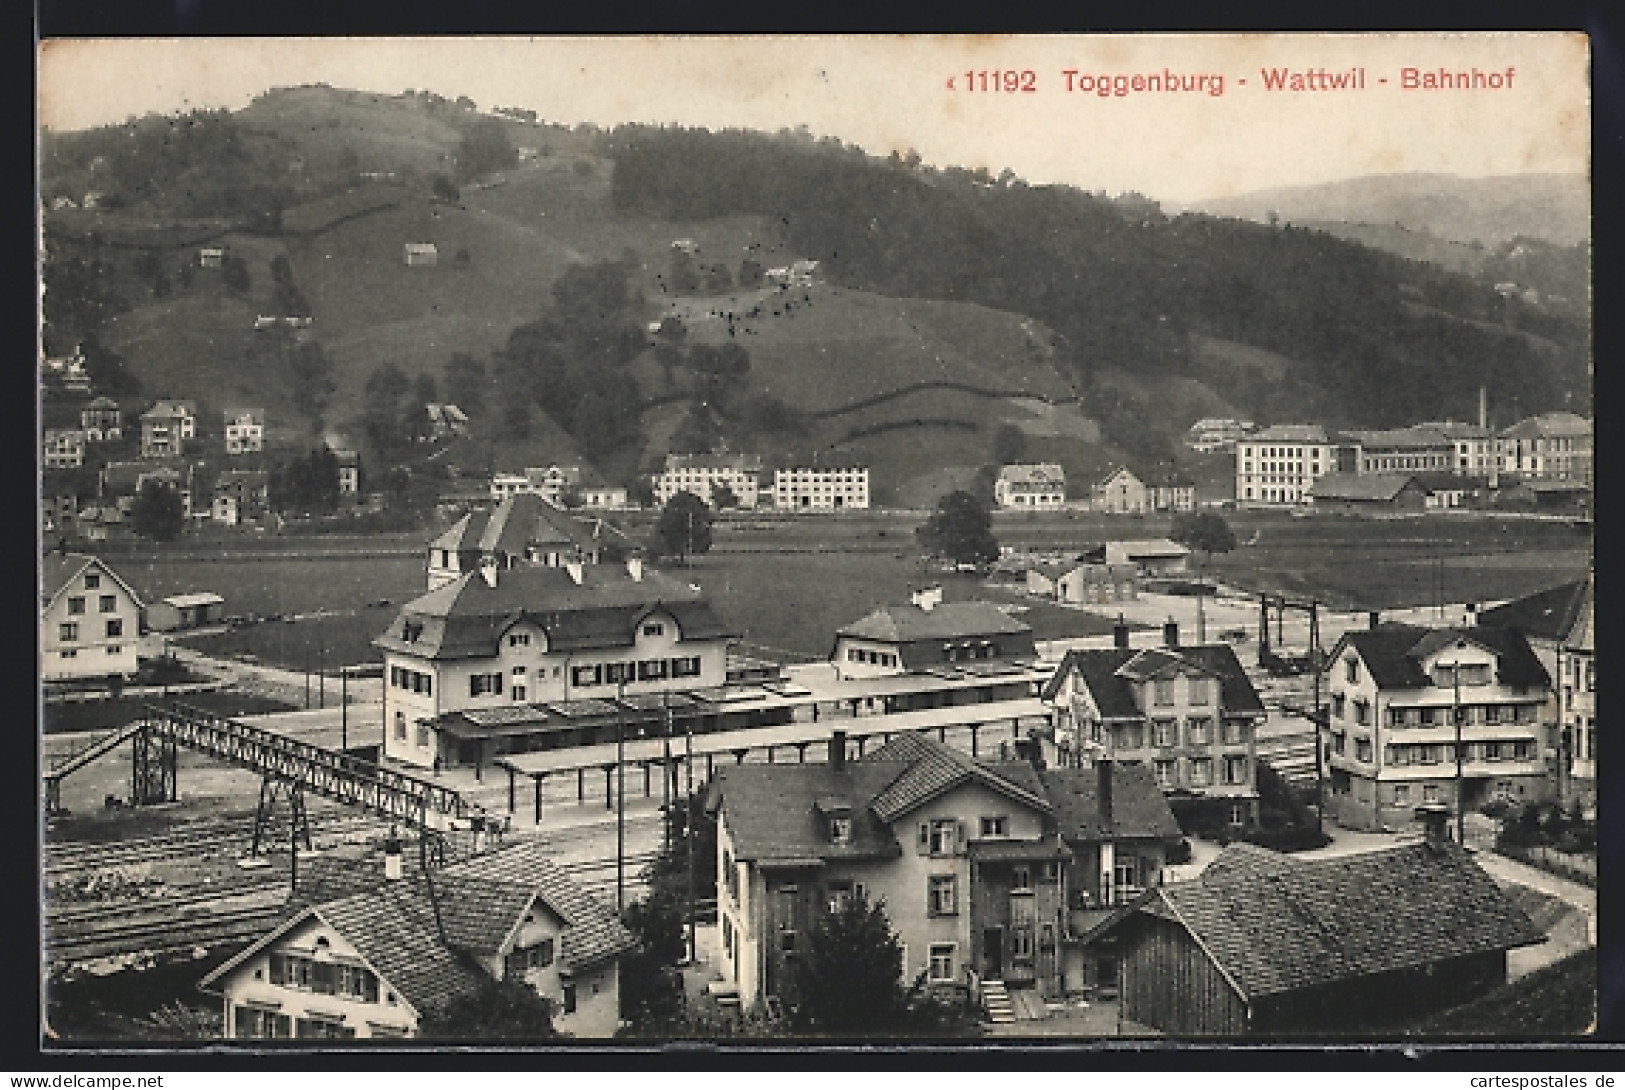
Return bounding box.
[403,621,423,643]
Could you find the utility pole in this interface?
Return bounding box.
[340,665,349,756]
[616,678,627,914]
[1453,655,1465,846]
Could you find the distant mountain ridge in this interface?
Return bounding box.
[1188,172,1589,247]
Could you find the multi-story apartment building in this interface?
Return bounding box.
[200,841,635,1039]
[41,553,144,681]
[79,397,123,442]
[994,464,1066,510]
[373,554,734,771]
[1233,425,1347,507]
[43,428,86,469]
[140,400,196,458]
[831,586,1036,682]
[424,493,632,591]
[224,409,265,455]
[1040,626,1265,831]
[706,731,1182,1014]
[1480,575,1595,808]
[773,465,871,511]
[1497,412,1592,485]
[654,453,762,509]
[1321,622,1553,831]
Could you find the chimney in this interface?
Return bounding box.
[565,560,584,585]
[1414,804,1452,849]
[383,827,403,881]
[1113,614,1130,649]
[479,555,499,588]
[828,730,847,772]
[1479,386,1487,431]
[626,556,643,582]
[911,584,943,612]
[1368,611,1381,630]
[1162,618,1179,648]
[1097,757,1114,832]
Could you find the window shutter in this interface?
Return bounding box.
[268,954,285,986]
[955,821,968,855]
[918,823,930,854]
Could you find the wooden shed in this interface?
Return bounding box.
[1103,835,1545,1035]
[146,592,226,632]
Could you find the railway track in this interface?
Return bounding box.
[44,812,388,876]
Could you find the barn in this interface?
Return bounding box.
[1104,824,1544,1035]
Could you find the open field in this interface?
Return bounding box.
[42,690,298,737]
[116,509,1590,672]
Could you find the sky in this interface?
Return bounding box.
[38,33,1590,205]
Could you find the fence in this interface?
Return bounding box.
[1497,841,1597,888]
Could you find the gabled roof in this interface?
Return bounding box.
[1105,539,1189,560]
[1247,424,1327,444]
[1328,624,1550,692]
[141,399,195,419]
[1093,466,1143,488]
[1115,647,1212,683]
[863,732,1051,823]
[1040,762,1182,842]
[1310,472,1418,502]
[225,408,266,425]
[41,553,144,612]
[1478,578,1591,643]
[198,885,489,1019]
[429,493,630,558]
[1040,644,1264,718]
[837,601,1031,644]
[374,563,733,661]
[83,396,120,412]
[1144,841,1545,1001]
[998,463,1065,486]
[1342,425,1453,450]
[1500,412,1592,440]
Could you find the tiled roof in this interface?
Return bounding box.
[429,493,631,557]
[1040,644,1264,718]
[374,563,733,661]
[1500,412,1592,440]
[863,732,1051,823]
[1478,578,1591,643]
[1151,841,1545,1000]
[1247,425,1328,443]
[1343,425,1452,450]
[837,601,1032,644]
[314,886,490,1016]
[141,399,195,419]
[1040,762,1183,842]
[1310,472,1418,502]
[998,464,1066,486]
[708,762,909,864]
[1331,624,1550,692]
[41,553,143,610]
[444,841,637,971]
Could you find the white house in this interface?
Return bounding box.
[654,453,763,509]
[1090,467,1149,515]
[199,841,635,1039]
[772,465,870,511]
[43,428,87,470]
[41,553,144,681]
[224,409,266,455]
[1234,425,1344,507]
[404,243,439,267]
[994,464,1066,510]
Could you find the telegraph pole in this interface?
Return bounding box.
[340,665,349,755]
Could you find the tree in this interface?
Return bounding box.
[417,968,557,1041]
[991,422,1028,466]
[130,479,185,541]
[795,892,906,1035]
[653,491,713,562]
[1170,511,1238,562]
[711,482,739,511]
[453,117,517,181]
[916,490,998,567]
[444,352,487,418]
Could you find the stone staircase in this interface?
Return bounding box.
[981,978,1016,1024]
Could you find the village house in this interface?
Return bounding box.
[224,409,266,455]
[491,466,580,504]
[422,403,469,442]
[1091,467,1150,515]
[199,839,635,1039]
[42,347,91,394]
[41,552,144,682]
[1103,539,1190,577]
[1097,824,1544,1035]
[654,452,763,510]
[1498,412,1592,486]
[1147,476,1196,513]
[830,585,1036,682]
[1308,471,1428,514]
[43,428,87,470]
[994,464,1066,510]
[211,470,270,526]
[705,731,1183,1016]
[404,242,439,267]
[1055,562,1141,605]
[425,493,633,591]
[1480,575,1594,809]
[334,450,361,496]
[374,552,734,773]
[772,465,871,511]
[1040,625,1266,832]
[79,397,123,442]
[1320,621,1552,831]
[101,459,199,521]
[198,246,227,268]
[1234,425,1349,507]
[139,400,197,459]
